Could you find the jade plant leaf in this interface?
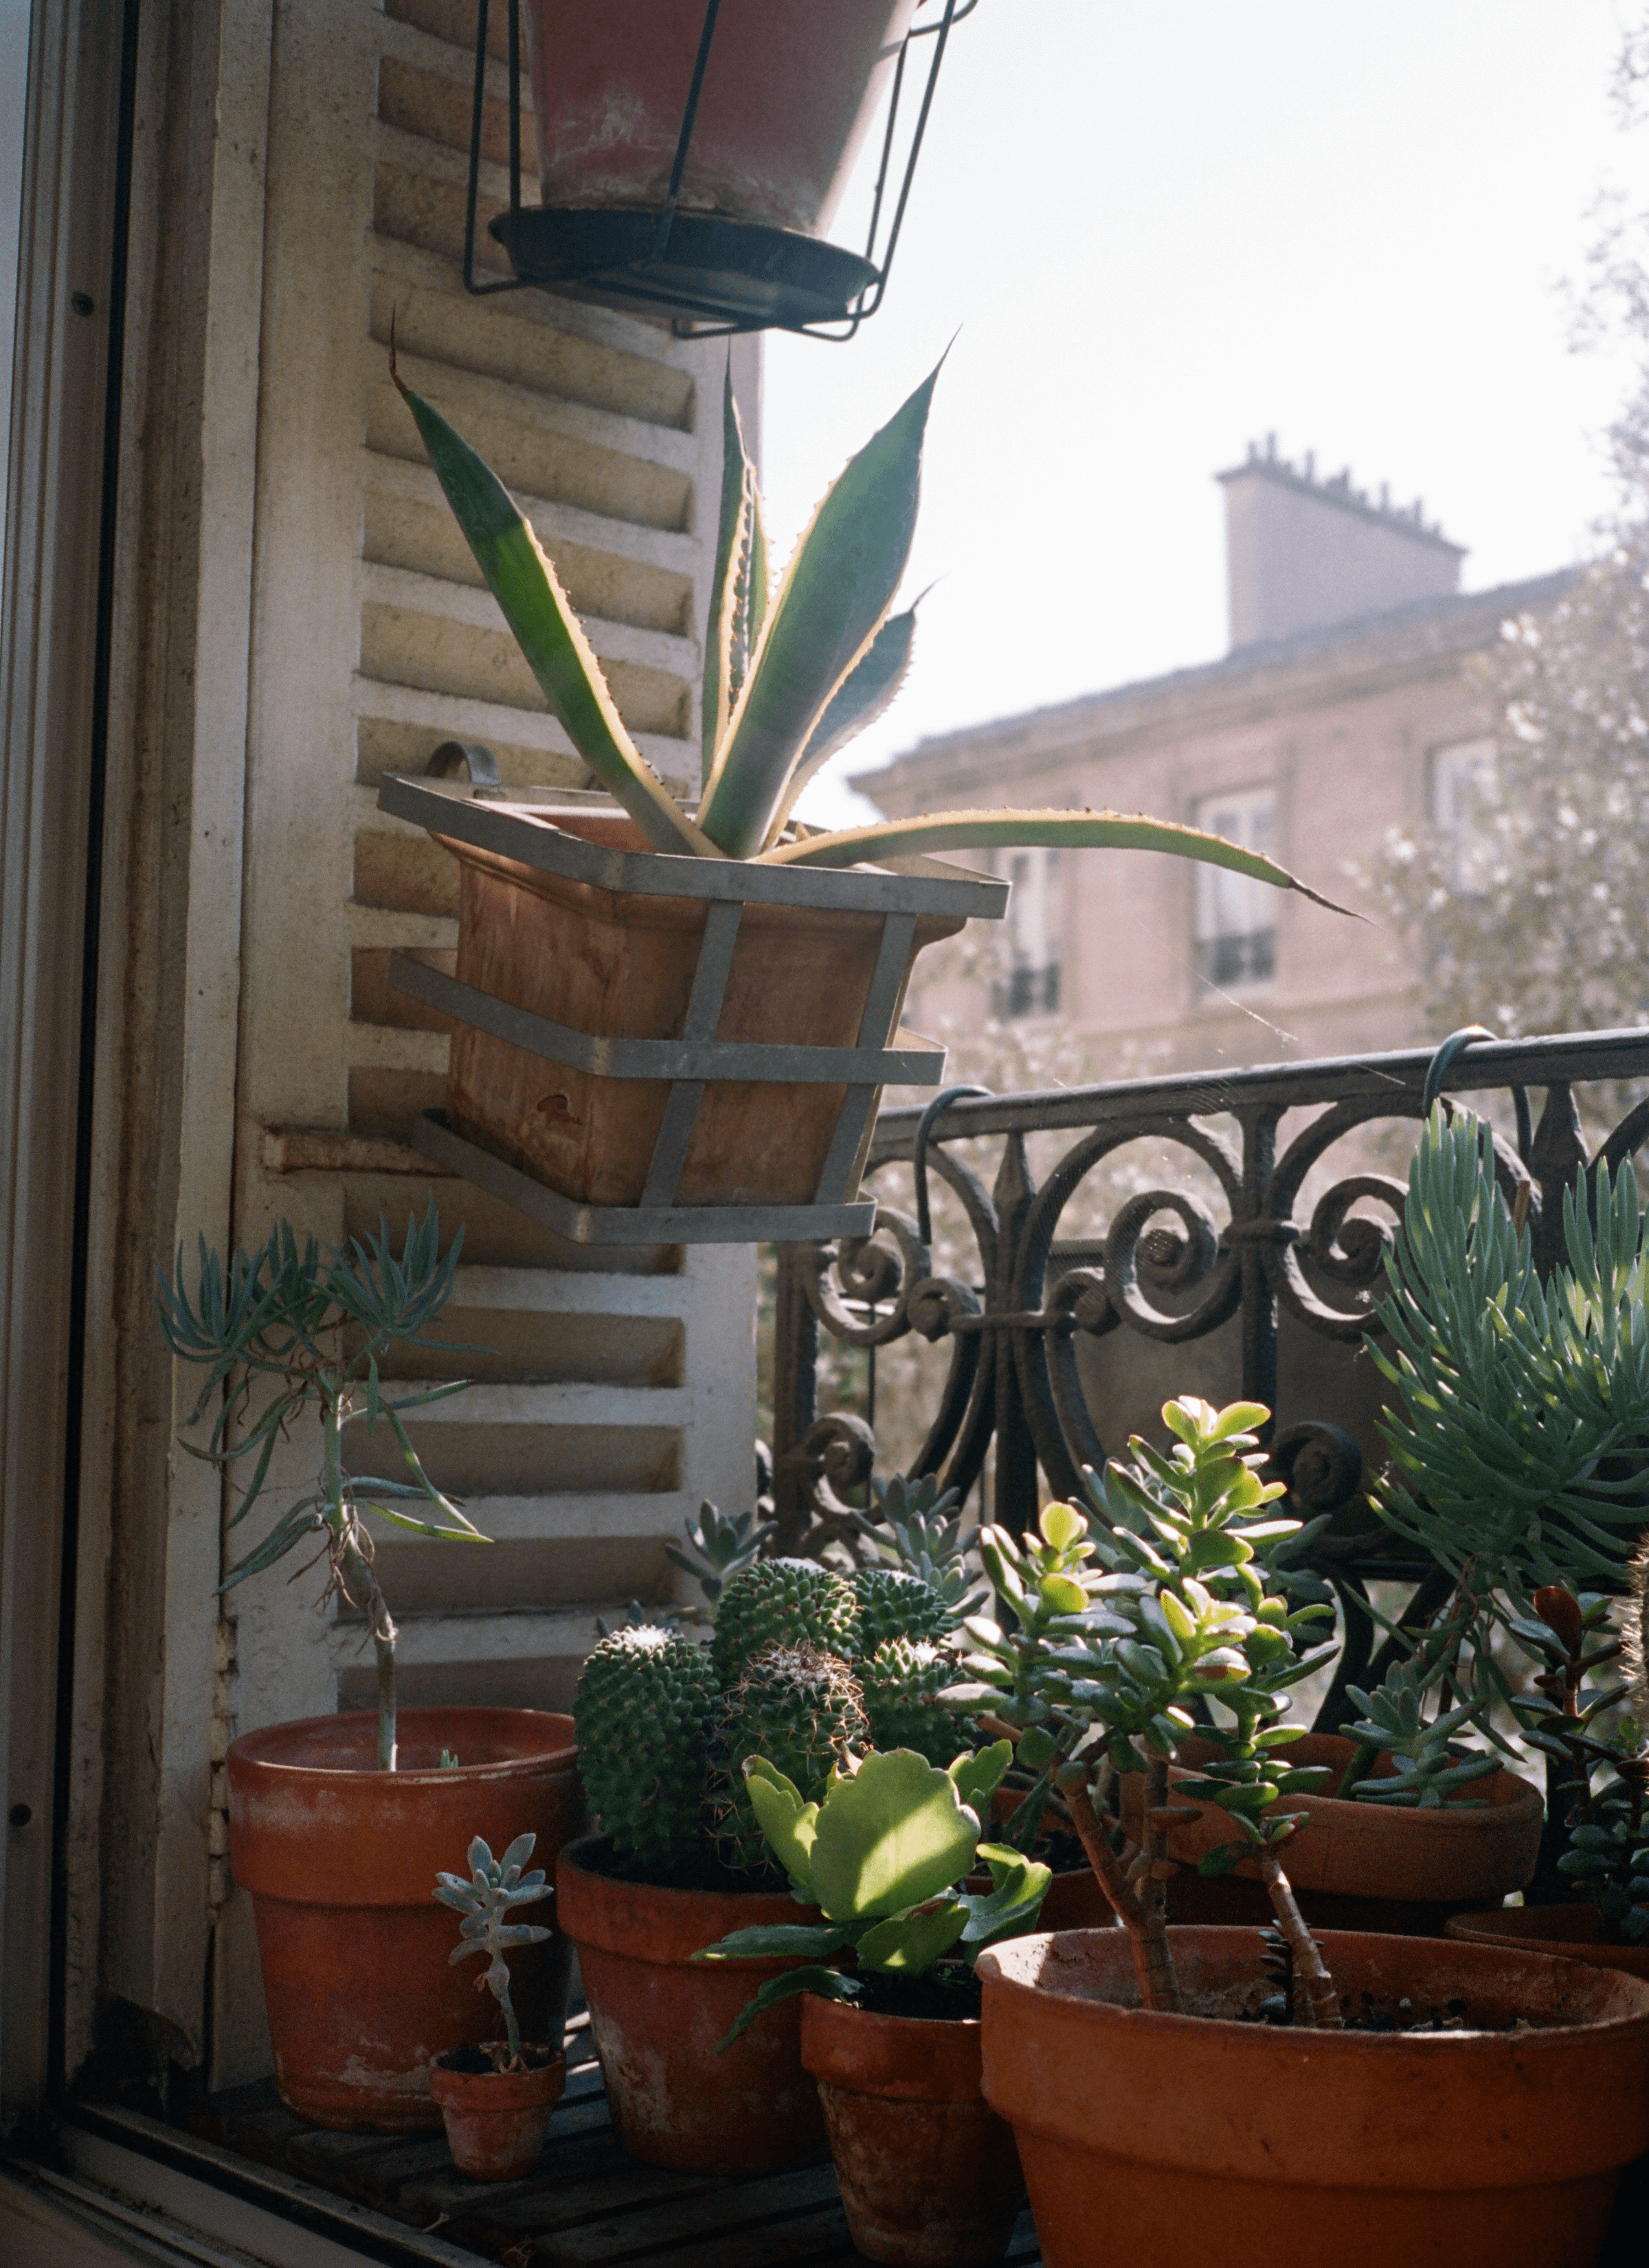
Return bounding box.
[809,1749,979,1920]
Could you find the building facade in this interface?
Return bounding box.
[858,440,1573,1078]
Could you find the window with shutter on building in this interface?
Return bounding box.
[1431,735,1497,893]
[994,846,1062,1018]
[1192,784,1278,991]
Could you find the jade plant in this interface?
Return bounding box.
[573,1554,970,1889]
[695,1744,1050,2042]
[945,1397,1345,2023]
[391,340,1351,912]
[434,1833,553,2069]
[1334,1105,1649,1817]
[158,1205,486,1770]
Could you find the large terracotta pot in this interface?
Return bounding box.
[800,1993,1023,2268]
[1120,1733,1543,1935]
[524,2,920,239]
[555,1835,827,2173]
[978,1926,1649,2268]
[434,807,983,1214]
[227,1708,580,2132]
[1446,1901,1649,1977]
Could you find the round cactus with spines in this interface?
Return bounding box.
[574,1625,717,1874]
[860,1637,974,1768]
[853,1566,956,1655]
[710,1642,870,1876]
[710,1558,859,1687]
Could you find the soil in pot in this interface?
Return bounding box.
[430,2043,567,2181]
[801,1979,1024,2268]
[978,1924,1649,2268]
[555,1833,828,2175]
[227,1706,581,2132]
[1121,1732,1543,1935]
[1446,1900,1649,1977]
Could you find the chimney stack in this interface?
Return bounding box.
[1218,441,1465,650]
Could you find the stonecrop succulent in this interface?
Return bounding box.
[393,343,1350,916]
[434,1832,552,2067]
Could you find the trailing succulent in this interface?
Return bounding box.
[572,1537,974,1889]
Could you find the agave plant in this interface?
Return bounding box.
[391,344,1351,907]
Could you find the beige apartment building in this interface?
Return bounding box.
[857,440,1575,1078]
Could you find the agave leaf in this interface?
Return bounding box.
[760,805,1357,916]
[392,364,715,859]
[763,601,921,847]
[701,371,767,784]
[697,364,939,858]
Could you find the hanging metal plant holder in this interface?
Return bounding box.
[380,766,1006,1246]
[464,0,977,339]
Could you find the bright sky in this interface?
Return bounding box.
[765,1,1643,829]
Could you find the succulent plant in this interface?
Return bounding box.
[860,1637,973,1768]
[853,1566,957,1654]
[710,1642,870,1878]
[434,1833,552,2066]
[393,348,1347,913]
[710,1558,860,1687]
[574,1625,717,1874]
[664,1498,777,1619]
[855,1475,989,1616]
[696,1744,1048,2044]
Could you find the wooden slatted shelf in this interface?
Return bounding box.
[186,2025,1044,2268]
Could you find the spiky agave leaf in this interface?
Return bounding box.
[391,359,715,860]
[759,805,1357,917]
[702,370,767,786]
[697,364,939,859]
[763,602,921,847]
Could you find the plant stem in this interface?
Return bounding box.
[1066,1772,1182,2014]
[1258,1849,1341,2028]
[339,1531,398,1772]
[501,1980,521,2065]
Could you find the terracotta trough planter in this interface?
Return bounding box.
[800,1994,1023,2268]
[978,1926,1649,2268]
[430,2045,567,2181]
[377,777,1004,1245]
[1121,1733,1543,1934]
[1446,1900,1649,1977]
[227,1707,580,2132]
[555,1835,827,2174]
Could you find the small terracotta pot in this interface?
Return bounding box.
[430,2045,567,2181]
[1446,1901,1649,1976]
[800,1994,1023,2268]
[555,1835,827,2173]
[227,1707,580,2131]
[978,1925,1649,2268]
[1120,1733,1543,1934]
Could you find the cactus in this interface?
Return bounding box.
[710,1557,859,1687]
[574,1625,717,1874]
[853,1565,957,1654]
[861,1637,974,1768]
[711,1642,870,1876]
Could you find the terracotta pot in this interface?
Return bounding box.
[555,1834,827,2172]
[978,1925,1649,2268]
[227,1708,580,2132]
[430,2045,567,2181]
[800,1994,1023,2268]
[1120,1733,1543,1934]
[524,2,919,239]
[440,809,974,1213]
[1446,1901,1649,1977]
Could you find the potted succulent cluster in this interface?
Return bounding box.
[382,351,1345,1234]
[934,1396,1649,2267]
[561,1546,989,2172]
[697,1744,1050,2268]
[161,1209,581,2131]
[429,1833,566,2181]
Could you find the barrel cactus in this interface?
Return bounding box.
[711,1641,870,1876]
[853,1565,956,1654]
[574,1625,717,1874]
[860,1637,974,1768]
[710,1557,860,1686]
